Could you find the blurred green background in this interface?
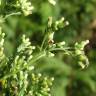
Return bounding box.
[2,0,96,96]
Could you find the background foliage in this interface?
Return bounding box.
[0,0,96,96]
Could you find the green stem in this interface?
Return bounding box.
[49,47,74,52]
[4,12,21,19]
[49,47,74,57]
[40,35,47,51]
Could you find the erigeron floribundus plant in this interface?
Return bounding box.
[40,16,89,68]
[0,1,90,95]
[0,16,89,95]
[0,27,54,96]
[0,15,89,95]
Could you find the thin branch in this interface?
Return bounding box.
[4,12,21,19]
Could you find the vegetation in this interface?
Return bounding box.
[0,0,96,96]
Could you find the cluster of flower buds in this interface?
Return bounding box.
[29,73,54,96]
[12,34,35,72]
[17,35,35,61]
[0,27,8,83]
[75,40,89,69]
[55,17,69,30]
[45,17,69,57]
[0,27,6,62]
[46,17,69,45]
[16,0,34,16]
[9,71,54,96]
